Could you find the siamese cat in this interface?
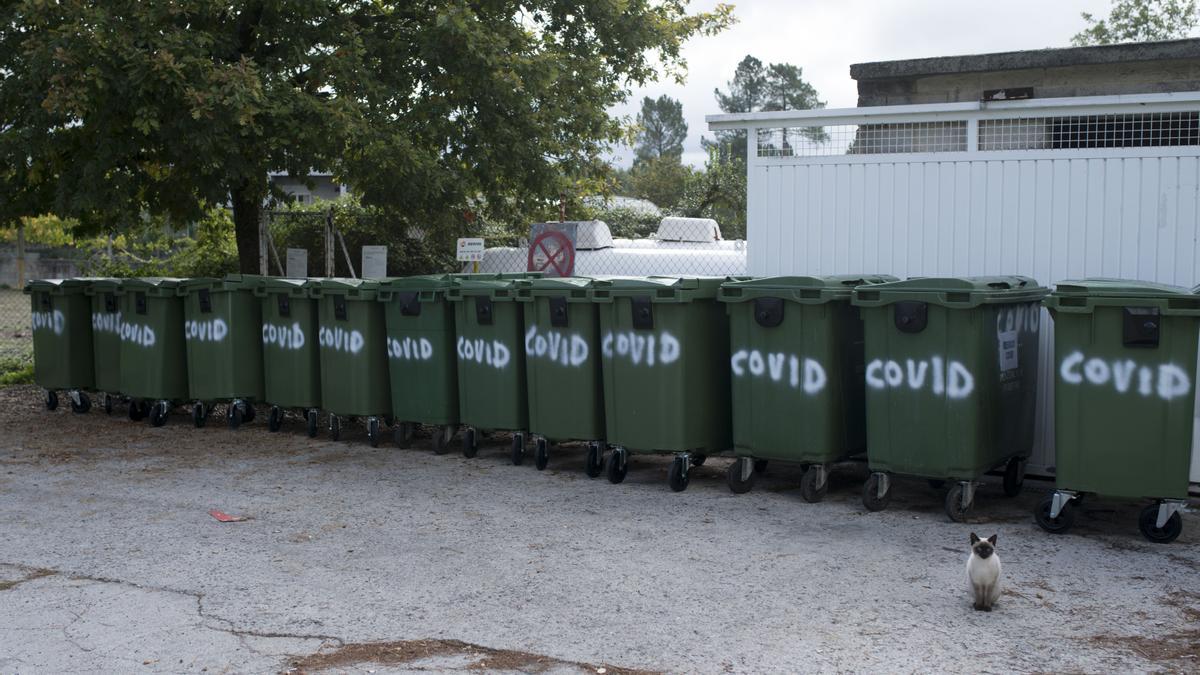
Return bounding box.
[966,533,1001,611]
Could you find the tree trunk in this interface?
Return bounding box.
[230,180,262,274]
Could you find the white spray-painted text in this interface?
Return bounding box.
[1059,351,1191,401]
[319,326,364,354]
[525,326,588,367]
[601,330,680,366]
[730,349,827,394]
[389,336,434,361]
[457,336,512,369]
[866,357,975,399]
[31,310,65,336]
[263,322,306,350]
[185,318,228,342]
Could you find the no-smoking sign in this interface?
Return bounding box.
[527,223,578,277]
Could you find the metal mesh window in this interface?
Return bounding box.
[979,112,1200,151]
[756,121,968,157]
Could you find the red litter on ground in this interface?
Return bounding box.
[209,510,250,523]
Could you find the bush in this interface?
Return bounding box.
[79,208,239,278]
[0,360,33,386]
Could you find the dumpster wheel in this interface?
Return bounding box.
[754,459,769,474]
[862,472,891,512]
[394,422,415,449]
[367,417,381,448]
[129,400,148,422]
[944,482,975,522]
[267,406,282,433]
[1035,494,1075,534]
[463,427,479,458]
[329,415,341,441]
[432,426,455,455]
[1138,503,1183,544]
[306,410,320,438]
[668,454,690,492]
[44,390,58,411]
[192,402,208,428]
[584,442,604,478]
[510,433,526,466]
[534,437,549,471]
[800,465,829,503]
[149,401,169,428]
[727,457,755,494]
[605,447,627,484]
[227,402,244,430]
[1002,458,1025,497]
[102,393,114,415]
[69,391,91,415]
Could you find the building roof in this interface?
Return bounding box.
[851,38,1200,81]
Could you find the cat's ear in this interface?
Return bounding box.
[970,533,980,544]
[987,534,997,546]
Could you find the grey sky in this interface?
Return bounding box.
[609,0,1126,168]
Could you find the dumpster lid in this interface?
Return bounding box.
[515,276,597,301]
[378,274,459,291]
[121,277,187,289]
[588,276,728,301]
[307,277,380,291]
[178,274,265,291]
[853,275,1047,307]
[82,277,124,294]
[259,277,312,291]
[1052,278,1197,298]
[719,275,897,302]
[450,276,524,298]
[23,278,92,293]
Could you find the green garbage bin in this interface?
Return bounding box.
[447,276,531,463]
[24,278,95,414]
[852,276,1047,521]
[719,275,897,500]
[257,277,322,437]
[310,278,391,446]
[1036,279,1200,543]
[118,277,190,427]
[591,276,732,492]
[378,275,461,454]
[516,277,606,474]
[84,278,125,414]
[178,275,265,429]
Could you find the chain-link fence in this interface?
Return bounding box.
[0,287,33,372]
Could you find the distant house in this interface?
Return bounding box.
[267,171,348,204]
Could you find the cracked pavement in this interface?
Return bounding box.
[1,383,1198,673]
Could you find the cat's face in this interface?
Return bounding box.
[969,532,998,559]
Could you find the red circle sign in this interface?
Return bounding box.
[527,230,575,277]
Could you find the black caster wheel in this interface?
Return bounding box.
[584,442,604,478]
[129,400,146,422]
[727,457,755,494]
[691,453,707,467]
[928,479,946,490]
[267,406,282,433]
[1139,503,1183,544]
[367,417,381,448]
[463,427,478,458]
[1035,495,1075,534]
[433,426,454,455]
[70,392,91,414]
[103,393,113,415]
[329,415,341,441]
[243,404,256,424]
[306,410,319,438]
[1002,457,1025,497]
[192,402,207,428]
[534,437,549,471]
[800,467,829,503]
[606,448,627,484]
[394,422,415,449]
[862,473,891,512]
[944,483,974,522]
[149,402,168,428]
[227,403,243,430]
[753,459,769,474]
[511,433,526,466]
[384,415,395,428]
[45,390,58,411]
[668,455,690,492]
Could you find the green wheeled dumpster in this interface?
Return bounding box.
[852,276,1047,521]
[310,278,391,446]
[447,276,531,463]
[591,276,732,492]
[719,275,897,500]
[118,278,190,427]
[257,277,322,437]
[84,278,125,414]
[24,278,95,414]
[179,275,265,429]
[516,277,606,474]
[1036,279,1200,543]
[378,275,461,453]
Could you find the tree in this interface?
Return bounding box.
[707,55,825,163]
[1,1,734,272]
[625,157,694,209]
[675,147,746,238]
[634,95,688,164]
[1072,0,1199,45]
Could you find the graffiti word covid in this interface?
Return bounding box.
[457,336,512,370]
[730,349,827,394]
[525,326,588,367]
[92,312,122,335]
[120,322,156,347]
[866,357,975,399]
[263,322,306,350]
[31,310,65,336]
[185,318,228,342]
[1059,352,1191,401]
[601,331,680,366]
[319,326,364,354]
[389,336,434,361]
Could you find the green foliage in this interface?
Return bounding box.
[0,360,34,386]
[572,202,662,239]
[80,208,238,278]
[674,149,747,238]
[708,54,825,162]
[1,1,735,272]
[1073,0,1198,45]
[0,215,79,248]
[635,95,688,164]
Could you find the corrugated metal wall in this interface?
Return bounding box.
[748,151,1200,480]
